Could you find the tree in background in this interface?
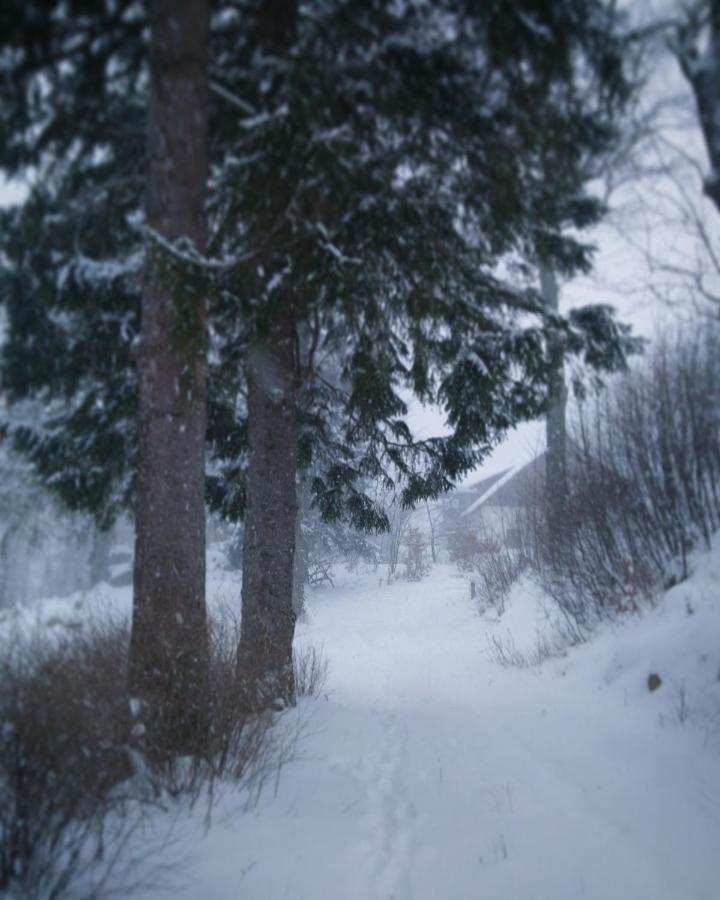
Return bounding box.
[541,266,569,537]
[600,2,720,318]
[675,0,720,214]
[0,439,88,607]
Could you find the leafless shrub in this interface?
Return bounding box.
[306,558,334,587]
[196,610,277,791]
[382,498,414,583]
[399,526,431,582]
[486,632,531,668]
[521,322,720,627]
[449,528,526,614]
[0,609,300,899]
[447,527,484,572]
[0,621,138,898]
[473,542,526,615]
[486,631,555,669]
[293,643,330,698]
[486,618,584,669]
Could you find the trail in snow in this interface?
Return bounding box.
[356,710,414,900]
[69,555,720,900]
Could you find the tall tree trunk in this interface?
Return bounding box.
[425,501,437,563]
[541,266,568,535]
[292,478,308,621]
[88,526,112,586]
[128,0,210,760]
[237,313,299,711]
[234,0,299,714]
[678,1,720,212]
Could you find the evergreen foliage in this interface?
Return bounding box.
[1,0,640,530]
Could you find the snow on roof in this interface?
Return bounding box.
[460,463,524,517]
[464,467,512,497]
[460,453,547,517]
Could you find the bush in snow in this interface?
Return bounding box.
[522,322,720,626]
[447,528,485,572]
[400,526,432,582]
[0,621,138,897]
[473,545,527,616]
[293,643,330,699]
[448,527,526,615]
[0,611,310,898]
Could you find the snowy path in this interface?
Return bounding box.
[136,562,720,900]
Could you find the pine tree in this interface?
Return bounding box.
[1,1,641,711]
[208,0,640,708]
[0,0,211,757]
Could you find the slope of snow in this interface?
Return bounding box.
[4,546,720,899]
[132,556,720,897]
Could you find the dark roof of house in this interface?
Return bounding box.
[465,467,512,497]
[461,443,601,517]
[461,453,547,517]
[484,454,546,507]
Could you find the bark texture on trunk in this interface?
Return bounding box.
[292,478,307,621]
[237,314,299,711]
[541,266,568,531]
[129,0,210,760]
[233,0,300,714]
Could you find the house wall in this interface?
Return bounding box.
[460,504,524,548]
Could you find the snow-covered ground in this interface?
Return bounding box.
[4,546,720,900]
